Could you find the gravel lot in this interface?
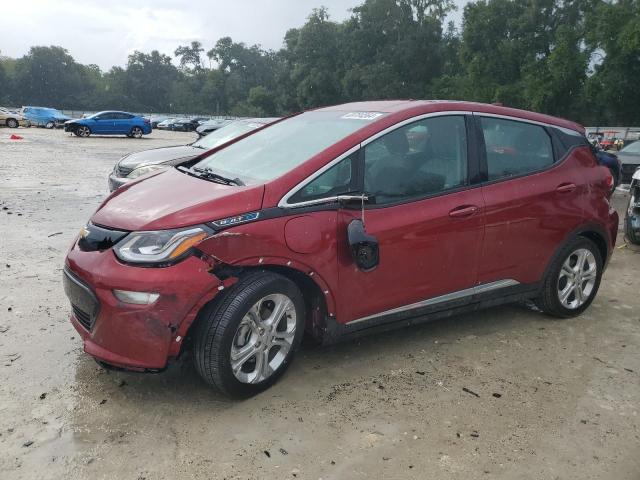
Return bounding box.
[1,127,639,480]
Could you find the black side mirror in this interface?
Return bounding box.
[347,219,379,272]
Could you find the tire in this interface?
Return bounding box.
[193,271,305,398]
[535,237,603,318]
[6,118,19,128]
[45,121,55,129]
[130,126,143,139]
[75,125,91,138]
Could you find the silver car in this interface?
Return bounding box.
[108,118,279,191]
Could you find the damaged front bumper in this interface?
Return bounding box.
[64,242,222,371]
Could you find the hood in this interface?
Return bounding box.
[92,167,265,231]
[119,145,201,169]
[617,151,640,164]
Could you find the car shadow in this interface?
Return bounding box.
[71,302,544,406]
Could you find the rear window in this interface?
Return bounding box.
[480,117,554,180]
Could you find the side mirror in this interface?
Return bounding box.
[347,219,379,272]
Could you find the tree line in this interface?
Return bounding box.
[0,0,638,125]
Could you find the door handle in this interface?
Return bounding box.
[449,205,479,218]
[556,183,576,193]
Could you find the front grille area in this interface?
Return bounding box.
[63,268,100,332]
[72,305,93,330]
[621,163,639,184]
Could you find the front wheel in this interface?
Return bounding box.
[6,118,19,128]
[130,126,143,138]
[536,237,603,318]
[45,121,55,129]
[193,271,305,398]
[75,125,91,137]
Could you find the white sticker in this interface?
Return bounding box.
[341,112,384,121]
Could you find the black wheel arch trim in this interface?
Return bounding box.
[541,223,611,283]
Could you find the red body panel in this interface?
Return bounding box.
[336,189,485,322]
[66,245,221,369]
[92,167,265,230]
[63,100,617,370]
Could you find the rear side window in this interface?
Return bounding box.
[480,117,554,180]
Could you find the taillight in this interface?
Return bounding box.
[143,118,150,123]
[605,170,614,197]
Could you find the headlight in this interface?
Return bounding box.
[114,227,209,265]
[127,164,167,179]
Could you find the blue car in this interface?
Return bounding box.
[64,111,152,138]
[21,106,71,128]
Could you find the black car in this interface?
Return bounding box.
[169,117,209,132]
[108,117,278,191]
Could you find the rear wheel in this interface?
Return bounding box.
[6,118,19,128]
[193,271,305,398]
[536,237,602,318]
[75,125,91,137]
[130,126,143,138]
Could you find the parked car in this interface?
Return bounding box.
[168,118,201,132]
[149,116,168,129]
[64,111,152,138]
[21,106,70,128]
[108,118,278,191]
[156,118,179,130]
[625,167,640,244]
[0,107,30,128]
[197,119,233,136]
[616,141,640,189]
[63,100,617,397]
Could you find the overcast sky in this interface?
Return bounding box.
[0,0,467,71]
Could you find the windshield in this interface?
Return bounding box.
[621,141,640,154]
[192,121,267,150]
[192,111,385,183]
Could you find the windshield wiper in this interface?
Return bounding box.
[191,167,245,186]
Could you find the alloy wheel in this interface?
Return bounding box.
[230,294,296,384]
[131,127,143,138]
[557,248,598,309]
[77,126,90,137]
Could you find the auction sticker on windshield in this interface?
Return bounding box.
[341,112,384,120]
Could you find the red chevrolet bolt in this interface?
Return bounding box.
[64,101,618,397]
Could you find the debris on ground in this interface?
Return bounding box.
[462,387,480,397]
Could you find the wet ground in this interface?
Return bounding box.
[1,127,639,479]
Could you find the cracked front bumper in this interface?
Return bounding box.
[64,240,221,370]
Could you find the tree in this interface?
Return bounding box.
[12,46,88,108]
[174,41,205,73]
